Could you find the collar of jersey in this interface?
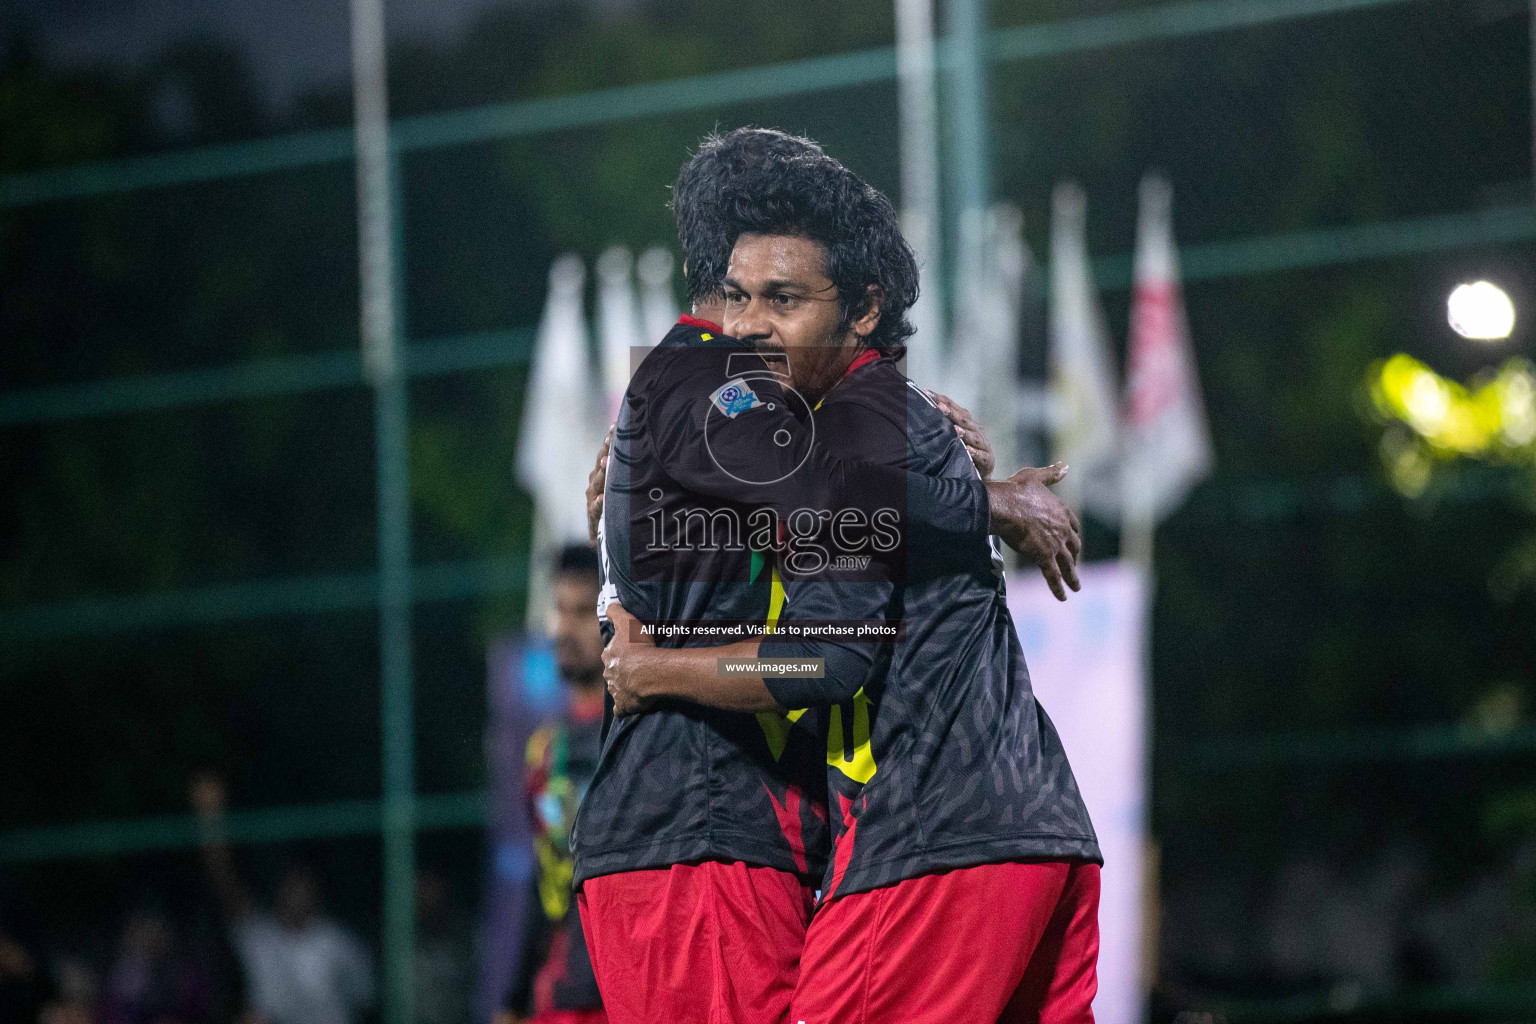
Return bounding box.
[677,313,723,332]
[813,347,882,410]
[843,348,881,377]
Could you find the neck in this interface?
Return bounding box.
[803,338,865,406]
[691,299,726,328]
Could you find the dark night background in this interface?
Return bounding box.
[3,0,1536,1018]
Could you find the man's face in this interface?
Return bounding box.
[551,573,603,686]
[723,233,879,402]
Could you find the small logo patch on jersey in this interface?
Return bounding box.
[710,378,765,418]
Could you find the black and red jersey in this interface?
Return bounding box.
[571,318,993,888]
[758,354,1101,901]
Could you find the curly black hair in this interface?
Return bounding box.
[715,150,919,357]
[670,128,823,305]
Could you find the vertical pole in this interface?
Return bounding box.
[374,326,415,1024]
[353,0,397,388]
[1530,0,1535,201]
[351,1,414,1023]
[896,0,947,388]
[944,0,992,308]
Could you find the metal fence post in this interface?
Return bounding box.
[352,0,415,1019]
[945,0,992,301]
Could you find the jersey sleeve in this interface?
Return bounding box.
[760,577,892,708]
[646,348,988,545]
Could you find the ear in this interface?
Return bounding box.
[850,284,883,339]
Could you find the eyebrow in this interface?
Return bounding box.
[722,275,830,293]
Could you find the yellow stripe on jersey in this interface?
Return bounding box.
[766,563,785,631]
[827,688,877,784]
[757,564,808,761]
[757,705,808,762]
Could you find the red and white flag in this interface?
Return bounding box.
[1121,174,1211,522]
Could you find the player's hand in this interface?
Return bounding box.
[586,424,614,547]
[986,463,1083,601]
[927,391,994,479]
[603,602,657,716]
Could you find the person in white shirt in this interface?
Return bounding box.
[191,776,375,1024]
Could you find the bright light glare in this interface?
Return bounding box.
[1500,369,1536,446]
[1447,281,1515,340]
[1403,370,1449,431]
[1370,353,1536,457]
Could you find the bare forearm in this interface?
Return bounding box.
[985,480,1013,535]
[635,639,779,713]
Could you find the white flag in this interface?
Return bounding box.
[945,203,1030,475]
[902,253,948,397]
[518,254,601,549]
[1049,182,1121,514]
[1121,174,1212,522]
[637,246,680,345]
[976,204,1029,476]
[596,245,645,422]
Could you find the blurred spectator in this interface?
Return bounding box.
[42,958,97,1024]
[496,546,606,1024]
[412,871,468,1024]
[101,909,214,1024]
[190,778,374,1024]
[0,881,55,1024]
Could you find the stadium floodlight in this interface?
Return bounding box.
[1447,281,1515,341]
